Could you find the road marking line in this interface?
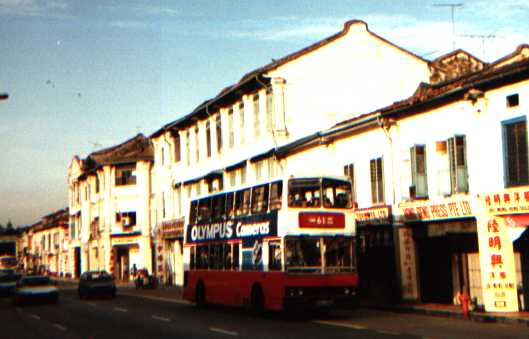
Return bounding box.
[313,320,367,330]
[152,315,170,322]
[377,329,400,336]
[54,324,67,331]
[30,314,41,320]
[114,307,128,312]
[209,327,239,336]
[119,292,190,305]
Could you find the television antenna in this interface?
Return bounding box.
[458,34,503,60]
[433,3,464,50]
[89,141,103,150]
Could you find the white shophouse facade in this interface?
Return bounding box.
[150,20,431,286]
[271,47,529,312]
[67,134,154,280]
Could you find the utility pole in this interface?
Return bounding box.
[434,3,464,50]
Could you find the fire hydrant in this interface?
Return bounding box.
[458,291,470,319]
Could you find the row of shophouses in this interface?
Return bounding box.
[15,20,529,313]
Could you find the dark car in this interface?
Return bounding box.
[0,269,21,297]
[13,275,59,305]
[78,271,116,299]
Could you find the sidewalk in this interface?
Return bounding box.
[360,300,529,327]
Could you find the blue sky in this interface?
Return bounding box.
[1,0,528,225]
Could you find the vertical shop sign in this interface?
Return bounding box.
[398,227,418,300]
[477,216,519,312]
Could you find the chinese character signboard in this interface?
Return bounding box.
[481,187,529,215]
[399,198,473,222]
[398,227,418,301]
[160,218,184,239]
[355,205,392,227]
[476,216,519,312]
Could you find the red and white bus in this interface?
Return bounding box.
[183,176,357,312]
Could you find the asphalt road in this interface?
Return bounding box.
[0,288,527,339]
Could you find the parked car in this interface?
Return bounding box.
[78,271,116,299]
[13,275,59,305]
[0,269,21,297]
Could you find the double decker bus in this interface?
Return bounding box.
[183,175,357,312]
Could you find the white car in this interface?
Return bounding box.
[13,276,59,305]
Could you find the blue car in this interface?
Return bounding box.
[13,275,59,305]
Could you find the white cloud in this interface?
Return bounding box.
[226,10,529,63]
[0,0,68,16]
[98,3,179,17]
[109,20,149,29]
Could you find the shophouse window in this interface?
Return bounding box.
[228,108,234,148]
[216,115,222,153]
[195,126,200,162]
[225,192,235,218]
[70,221,76,240]
[115,165,136,186]
[162,192,166,219]
[116,211,137,230]
[186,130,190,166]
[343,163,357,205]
[503,117,529,187]
[239,101,245,144]
[253,94,260,138]
[370,157,384,204]
[410,145,428,198]
[95,175,100,194]
[206,121,212,158]
[229,171,236,187]
[448,135,468,193]
[255,161,263,181]
[268,158,277,178]
[160,145,165,166]
[240,166,247,185]
[174,133,181,163]
[266,87,274,132]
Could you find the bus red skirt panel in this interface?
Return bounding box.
[184,270,358,311]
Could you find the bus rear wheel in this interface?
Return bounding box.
[195,282,206,308]
[250,285,264,314]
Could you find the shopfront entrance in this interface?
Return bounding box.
[514,228,529,311]
[355,206,397,303]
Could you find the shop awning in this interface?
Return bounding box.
[503,215,529,242]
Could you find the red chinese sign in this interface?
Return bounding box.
[399,199,472,222]
[398,227,418,300]
[299,212,345,229]
[482,188,529,214]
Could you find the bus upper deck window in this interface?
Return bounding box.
[225,192,235,218]
[190,201,198,224]
[198,198,212,223]
[322,179,352,209]
[288,178,321,208]
[251,184,269,214]
[269,181,283,210]
[212,194,226,221]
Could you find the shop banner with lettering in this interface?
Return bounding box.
[476,215,519,312]
[397,227,419,301]
[399,198,473,222]
[186,211,278,244]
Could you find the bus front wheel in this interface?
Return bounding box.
[195,282,206,308]
[250,284,264,314]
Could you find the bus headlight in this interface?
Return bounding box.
[297,288,303,296]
